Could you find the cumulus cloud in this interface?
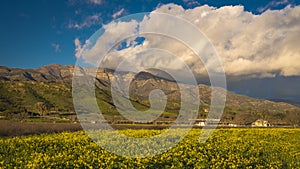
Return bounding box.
[112,8,125,19]
[80,19,139,64]
[76,4,300,78]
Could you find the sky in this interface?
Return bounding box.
[0,0,299,69]
[1,0,300,102]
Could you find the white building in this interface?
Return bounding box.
[251,119,270,127]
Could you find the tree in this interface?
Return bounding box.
[34,102,49,116]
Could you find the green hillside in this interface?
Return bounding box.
[0,65,299,126]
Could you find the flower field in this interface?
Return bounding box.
[0,128,300,168]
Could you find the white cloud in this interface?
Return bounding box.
[51,43,61,53]
[154,4,300,77]
[74,38,82,58]
[76,4,300,78]
[68,14,101,29]
[68,0,102,6]
[112,8,125,19]
[257,0,290,13]
[182,0,200,7]
[81,19,139,65]
[89,0,102,5]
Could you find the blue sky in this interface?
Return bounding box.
[0,0,299,68]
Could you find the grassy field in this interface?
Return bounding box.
[1,128,300,168]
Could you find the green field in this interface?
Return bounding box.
[1,128,300,168]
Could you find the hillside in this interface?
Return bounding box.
[0,64,299,125]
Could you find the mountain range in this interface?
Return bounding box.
[0,64,299,125]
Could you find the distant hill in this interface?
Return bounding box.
[269,99,300,108]
[0,64,74,82]
[0,64,299,125]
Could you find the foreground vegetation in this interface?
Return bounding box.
[0,128,300,168]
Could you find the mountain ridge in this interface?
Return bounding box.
[0,64,299,125]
